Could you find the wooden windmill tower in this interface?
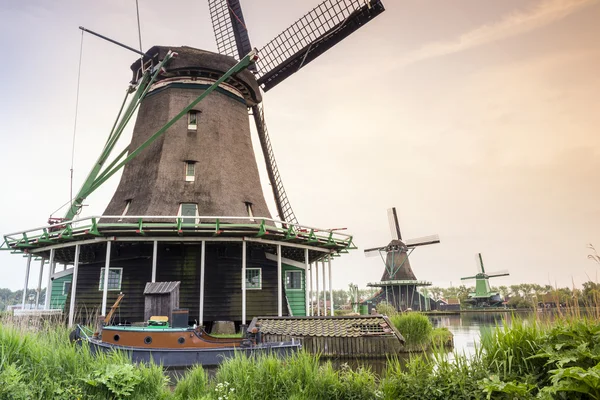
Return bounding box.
[461,253,509,308]
[364,208,440,311]
[3,0,386,329]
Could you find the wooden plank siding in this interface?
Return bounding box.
[67,242,288,325]
[49,275,72,310]
[261,334,403,359]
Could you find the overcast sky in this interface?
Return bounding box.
[0,0,599,292]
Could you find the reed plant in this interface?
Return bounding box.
[389,313,432,351]
[4,312,600,399]
[0,322,170,399]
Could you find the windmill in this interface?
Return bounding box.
[461,253,510,308]
[4,0,386,327]
[364,208,440,311]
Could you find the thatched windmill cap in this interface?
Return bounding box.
[131,45,262,105]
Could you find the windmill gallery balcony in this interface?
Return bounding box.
[2,215,354,328]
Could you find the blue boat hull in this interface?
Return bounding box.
[81,336,300,367]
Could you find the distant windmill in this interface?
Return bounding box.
[461,253,509,308]
[364,208,440,311]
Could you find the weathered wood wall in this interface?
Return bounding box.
[69,241,285,325]
[263,334,403,358]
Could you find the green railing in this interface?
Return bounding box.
[2,215,355,254]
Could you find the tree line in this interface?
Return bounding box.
[0,288,46,311]
[427,282,600,309]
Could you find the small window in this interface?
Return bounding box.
[188,110,198,130]
[63,281,72,296]
[245,202,255,222]
[285,271,303,290]
[185,162,195,182]
[179,203,198,224]
[99,268,123,291]
[246,268,262,290]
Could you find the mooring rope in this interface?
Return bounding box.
[69,29,84,215]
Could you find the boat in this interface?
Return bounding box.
[71,295,300,367]
[73,323,300,368]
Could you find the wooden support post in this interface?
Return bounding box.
[101,242,111,315]
[304,248,310,317]
[68,244,80,327]
[44,249,55,309]
[21,255,32,309]
[199,240,205,325]
[309,263,314,316]
[241,240,247,326]
[321,261,326,315]
[316,259,320,316]
[151,240,158,282]
[36,258,45,308]
[277,244,282,317]
[328,256,334,316]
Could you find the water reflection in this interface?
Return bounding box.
[429,311,533,356]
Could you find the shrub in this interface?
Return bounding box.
[430,327,453,348]
[390,313,432,351]
[376,301,397,317]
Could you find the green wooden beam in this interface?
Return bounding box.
[87,50,258,196]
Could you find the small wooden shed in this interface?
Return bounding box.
[144,281,180,323]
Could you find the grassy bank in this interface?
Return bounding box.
[2,317,600,399]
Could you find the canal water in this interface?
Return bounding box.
[329,311,535,376]
[429,310,533,356]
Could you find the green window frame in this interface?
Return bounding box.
[99,268,123,291]
[285,271,303,290]
[246,268,262,290]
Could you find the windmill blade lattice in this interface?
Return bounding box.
[208,0,299,225]
[251,103,299,225]
[255,0,385,91]
[208,0,252,59]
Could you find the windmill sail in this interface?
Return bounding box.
[208,0,299,224]
[387,207,401,240]
[251,103,299,224]
[478,253,485,273]
[208,0,252,59]
[487,270,510,278]
[255,0,385,91]
[405,235,440,248]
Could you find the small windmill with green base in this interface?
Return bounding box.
[461,253,509,308]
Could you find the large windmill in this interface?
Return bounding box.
[364,208,440,311]
[461,253,509,308]
[3,0,386,328]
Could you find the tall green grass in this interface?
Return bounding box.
[0,323,170,399]
[3,315,600,399]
